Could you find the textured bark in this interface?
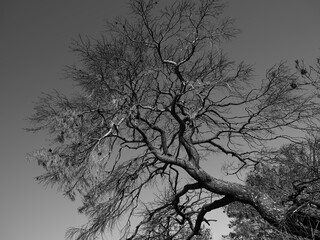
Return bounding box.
[194,166,320,240]
[146,144,320,240]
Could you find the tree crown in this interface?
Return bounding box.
[28,0,320,239]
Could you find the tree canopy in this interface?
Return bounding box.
[27,0,320,239]
[223,137,320,239]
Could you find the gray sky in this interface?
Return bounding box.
[1,1,320,240]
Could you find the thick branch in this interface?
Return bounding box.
[187,196,235,240]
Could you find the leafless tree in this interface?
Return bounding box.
[27,0,320,239]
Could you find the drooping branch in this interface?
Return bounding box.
[187,196,234,240]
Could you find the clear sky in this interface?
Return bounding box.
[1,1,320,240]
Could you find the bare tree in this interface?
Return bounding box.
[27,0,320,239]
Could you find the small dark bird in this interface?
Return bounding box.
[48,148,52,153]
[291,82,297,89]
[300,69,307,75]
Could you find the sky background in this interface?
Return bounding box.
[1,1,320,240]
